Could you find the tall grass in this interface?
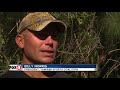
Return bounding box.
[53,12,102,78]
[96,12,120,78]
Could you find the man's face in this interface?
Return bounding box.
[17,24,60,64]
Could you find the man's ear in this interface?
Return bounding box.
[15,34,24,48]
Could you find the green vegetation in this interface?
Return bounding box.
[0,12,120,78]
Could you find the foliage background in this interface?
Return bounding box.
[0,12,120,78]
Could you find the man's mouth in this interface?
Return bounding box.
[41,50,54,57]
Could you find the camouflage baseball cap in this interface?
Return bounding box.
[17,12,67,33]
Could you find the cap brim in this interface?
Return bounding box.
[27,20,67,33]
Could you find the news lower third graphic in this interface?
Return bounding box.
[9,64,97,71]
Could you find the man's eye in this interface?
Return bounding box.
[34,33,47,40]
[52,35,59,40]
[34,32,59,40]
[52,35,56,38]
[39,34,48,40]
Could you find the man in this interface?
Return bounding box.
[0,12,72,78]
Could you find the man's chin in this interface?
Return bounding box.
[38,58,54,64]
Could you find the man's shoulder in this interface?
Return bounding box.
[0,71,31,78]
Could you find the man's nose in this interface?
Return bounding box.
[45,36,53,46]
